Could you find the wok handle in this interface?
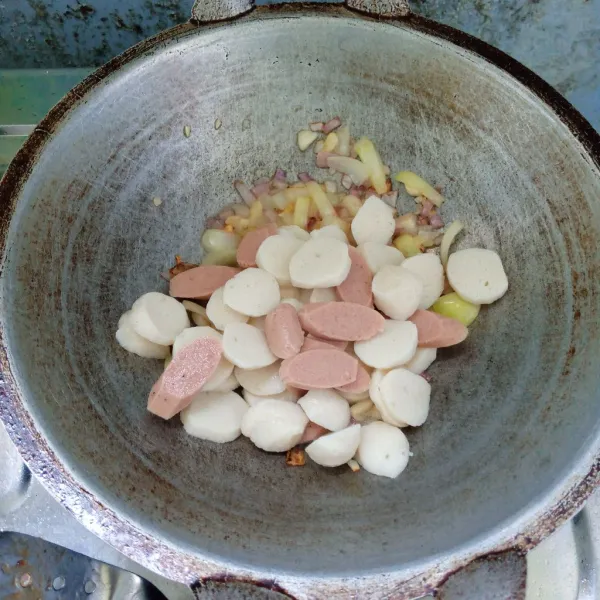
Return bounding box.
[190,0,410,23]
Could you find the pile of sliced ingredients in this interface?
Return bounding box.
[116,117,509,479]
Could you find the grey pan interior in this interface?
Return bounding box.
[2,9,600,584]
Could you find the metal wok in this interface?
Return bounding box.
[1,1,599,597]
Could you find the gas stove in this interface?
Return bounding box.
[1,421,597,598]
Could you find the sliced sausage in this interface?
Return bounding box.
[147,337,222,419]
[170,265,241,300]
[298,302,385,341]
[336,364,371,394]
[298,422,329,444]
[280,349,358,389]
[408,309,468,348]
[265,303,304,359]
[302,335,348,352]
[336,247,373,307]
[236,224,278,268]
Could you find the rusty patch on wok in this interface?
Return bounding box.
[0,3,599,598]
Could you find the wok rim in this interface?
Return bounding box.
[0,4,599,597]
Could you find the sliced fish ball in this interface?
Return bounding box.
[447,248,509,304]
[181,391,248,443]
[379,368,431,427]
[309,287,338,303]
[130,292,190,345]
[400,253,444,309]
[211,371,239,392]
[182,300,211,327]
[403,347,437,374]
[278,225,311,241]
[351,196,395,246]
[354,320,418,369]
[280,286,301,301]
[234,362,286,396]
[311,224,348,244]
[172,326,221,356]
[223,323,277,369]
[223,268,281,316]
[256,235,304,285]
[306,424,361,467]
[358,242,404,274]
[281,298,304,311]
[241,400,308,452]
[248,315,266,330]
[243,387,301,406]
[372,265,423,321]
[338,388,370,404]
[206,287,248,331]
[289,238,351,289]
[118,310,132,329]
[357,421,410,478]
[116,325,170,359]
[298,389,351,432]
[369,370,408,428]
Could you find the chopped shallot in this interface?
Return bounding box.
[234,180,256,205]
[298,172,313,183]
[252,181,271,197]
[429,213,444,229]
[322,116,342,134]
[273,168,287,181]
[316,151,337,168]
[309,122,324,132]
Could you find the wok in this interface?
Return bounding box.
[1,0,600,597]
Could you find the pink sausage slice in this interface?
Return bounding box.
[336,247,373,307]
[298,302,385,341]
[170,265,241,300]
[298,422,329,444]
[302,335,348,352]
[280,349,359,390]
[147,337,222,419]
[236,223,278,268]
[265,303,304,359]
[336,364,371,394]
[408,309,468,348]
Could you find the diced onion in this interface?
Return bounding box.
[440,220,464,266]
[327,156,370,186]
[306,181,335,218]
[294,196,311,229]
[342,194,362,217]
[202,248,238,266]
[354,137,388,194]
[201,229,240,253]
[336,125,350,156]
[298,130,319,151]
[395,171,444,207]
[393,234,423,258]
[323,132,339,153]
[234,180,256,205]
